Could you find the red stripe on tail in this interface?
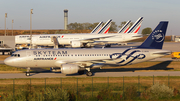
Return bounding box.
[134,26,141,33]
[104,27,110,34]
[124,27,129,33]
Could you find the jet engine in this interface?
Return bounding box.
[61,64,79,74]
[70,41,83,47]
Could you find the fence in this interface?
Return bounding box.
[0,75,179,100]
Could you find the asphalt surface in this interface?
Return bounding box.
[0,71,179,79]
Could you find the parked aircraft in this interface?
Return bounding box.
[15,18,143,48]
[104,17,143,46]
[15,19,112,45]
[15,17,143,48]
[4,21,170,76]
[117,20,131,33]
[90,21,103,33]
[126,17,143,34]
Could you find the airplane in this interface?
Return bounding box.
[96,17,143,47]
[90,21,103,33]
[14,18,143,48]
[117,20,131,33]
[125,17,143,34]
[4,21,170,76]
[15,19,112,45]
[97,19,112,34]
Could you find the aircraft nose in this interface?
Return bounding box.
[4,58,13,66]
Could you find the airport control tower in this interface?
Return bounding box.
[64,9,68,30]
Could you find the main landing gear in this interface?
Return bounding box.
[78,70,84,75]
[85,68,93,76]
[26,67,30,76]
[105,44,111,47]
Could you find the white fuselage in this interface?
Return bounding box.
[4,48,171,68]
[15,33,141,46]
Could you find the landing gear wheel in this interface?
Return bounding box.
[26,67,30,77]
[86,71,93,76]
[105,44,111,47]
[26,72,30,76]
[78,71,84,75]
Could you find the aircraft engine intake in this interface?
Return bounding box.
[61,64,79,74]
[70,41,83,47]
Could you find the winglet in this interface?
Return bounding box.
[127,17,143,33]
[137,21,168,49]
[91,21,103,33]
[118,20,131,33]
[98,19,112,34]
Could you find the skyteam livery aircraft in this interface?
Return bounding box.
[4,21,170,76]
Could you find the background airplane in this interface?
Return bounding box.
[90,21,103,33]
[117,20,131,33]
[4,21,170,76]
[15,18,143,48]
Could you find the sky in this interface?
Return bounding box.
[0,0,180,35]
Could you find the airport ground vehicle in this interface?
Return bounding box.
[171,52,180,59]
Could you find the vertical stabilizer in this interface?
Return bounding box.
[91,21,103,33]
[127,17,143,33]
[98,19,112,34]
[137,21,168,49]
[118,20,131,33]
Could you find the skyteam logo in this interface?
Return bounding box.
[110,49,146,65]
[152,30,164,43]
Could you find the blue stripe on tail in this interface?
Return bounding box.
[137,21,168,49]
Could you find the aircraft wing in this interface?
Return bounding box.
[79,35,117,42]
[55,58,115,67]
[152,51,171,55]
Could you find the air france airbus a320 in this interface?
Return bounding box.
[4,21,170,76]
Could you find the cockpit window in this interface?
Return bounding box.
[11,54,20,57]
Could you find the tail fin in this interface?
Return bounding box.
[127,17,143,33]
[117,20,131,33]
[137,21,168,49]
[91,21,103,33]
[98,19,112,34]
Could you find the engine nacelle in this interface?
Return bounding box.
[61,64,79,74]
[71,41,83,47]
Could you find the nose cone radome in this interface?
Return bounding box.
[4,58,13,66]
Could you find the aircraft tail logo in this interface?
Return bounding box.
[98,19,112,34]
[152,30,164,43]
[138,21,168,49]
[127,17,143,33]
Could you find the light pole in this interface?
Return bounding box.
[30,9,33,49]
[5,13,7,36]
[12,19,14,36]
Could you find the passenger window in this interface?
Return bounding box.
[18,54,20,57]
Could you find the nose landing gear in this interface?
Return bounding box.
[26,67,30,76]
